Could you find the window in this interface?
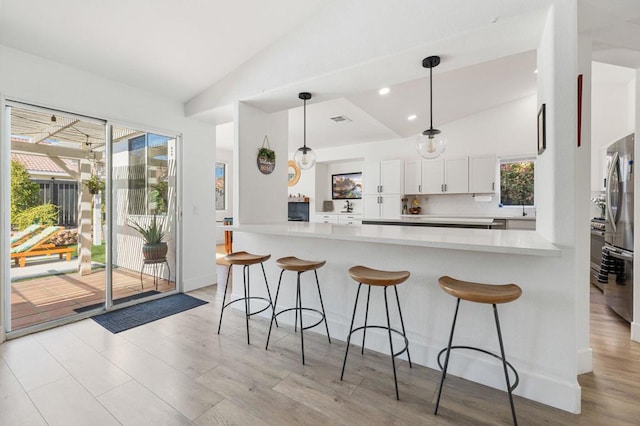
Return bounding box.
[500,158,535,206]
[215,162,226,210]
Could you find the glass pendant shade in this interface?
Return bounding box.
[416,130,446,159]
[294,146,316,170]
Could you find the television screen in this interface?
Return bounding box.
[332,172,363,199]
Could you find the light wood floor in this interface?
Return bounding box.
[0,284,637,425]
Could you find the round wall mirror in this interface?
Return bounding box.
[288,160,301,187]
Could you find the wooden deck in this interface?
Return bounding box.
[10,267,174,331]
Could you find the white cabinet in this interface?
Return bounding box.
[469,155,496,193]
[419,157,468,194]
[338,214,362,225]
[404,160,422,194]
[364,160,403,218]
[406,156,495,195]
[315,214,338,224]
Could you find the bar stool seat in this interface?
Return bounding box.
[341,265,412,400]
[266,256,331,364]
[435,275,522,425]
[438,276,522,304]
[217,251,276,345]
[226,251,270,265]
[276,256,326,272]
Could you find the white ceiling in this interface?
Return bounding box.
[0,0,331,102]
[1,1,640,152]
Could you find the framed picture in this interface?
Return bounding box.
[332,172,363,199]
[537,103,546,155]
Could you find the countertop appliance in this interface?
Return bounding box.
[603,133,634,322]
[590,218,605,291]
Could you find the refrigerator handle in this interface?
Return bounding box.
[606,152,619,235]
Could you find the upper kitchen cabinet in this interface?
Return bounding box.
[469,155,497,193]
[419,157,468,194]
[363,160,404,219]
[364,160,404,195]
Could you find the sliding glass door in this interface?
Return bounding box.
[3,101,178,335]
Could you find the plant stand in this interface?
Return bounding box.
[140,257,170,290]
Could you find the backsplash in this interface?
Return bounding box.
[405,193,536,217]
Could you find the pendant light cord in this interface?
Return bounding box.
[429,65,433,131]
[303,98,307,149]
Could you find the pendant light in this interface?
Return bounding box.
[294,92,316,170]
[416,55,446,159]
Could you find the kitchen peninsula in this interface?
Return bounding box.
[227,222,580,413]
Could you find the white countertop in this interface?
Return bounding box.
[227,222,560,256]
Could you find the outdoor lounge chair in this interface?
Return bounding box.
[10,224,43,248]
[10,226,75,267]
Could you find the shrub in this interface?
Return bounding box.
[13,203,59,230]
[11,160,39,226]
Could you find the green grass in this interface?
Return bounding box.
[91,243,106,264]
[68,243,106,264]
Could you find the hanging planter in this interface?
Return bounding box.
[257,135,276,175]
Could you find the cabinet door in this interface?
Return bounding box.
[380,160,403,194]
[318,214,338,224]
[469,155,496,193]
[404,160,422,194]
[363,194,381,218]
[363,162,381,195]
[380,194,401,218]
[444,157,469,193]
[421,159,444,194]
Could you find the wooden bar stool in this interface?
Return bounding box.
[265,256,331,364]
[340,265,412,400]
[434,275,522,425]
[217,251,277,345]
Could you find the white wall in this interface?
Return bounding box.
[234,102,288,225]
[0,45,217,296]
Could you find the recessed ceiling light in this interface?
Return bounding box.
[407,114,417,121]
[534,69,538,74]
[378,87,390,95]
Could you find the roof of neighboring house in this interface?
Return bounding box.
[11,152,78,175]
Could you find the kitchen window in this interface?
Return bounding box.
[499,157,535,206]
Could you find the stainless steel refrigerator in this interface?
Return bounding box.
[603,133,634,322]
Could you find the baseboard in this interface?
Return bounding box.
[576,347,593,374]
[183,273,216,292]
[631,321,640,342]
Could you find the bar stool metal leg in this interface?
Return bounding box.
[394,285,412,368]
[434,298,461,415]
[361,286,371,354]
[265,269,285,350]
[494,304,518,426]
[341,283,362,380]
[261,263,278,327]
[383,286,400,400]
[217,264,233,334]
[314,270,331,343]
[243,265,250,345]
[297,271,306,364]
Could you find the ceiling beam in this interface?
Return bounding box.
[34,119,81,144]
[11,140,102,161]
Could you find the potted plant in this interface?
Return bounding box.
[128,214,167,261]
[257,146,276,174]
[86,174,105,195]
